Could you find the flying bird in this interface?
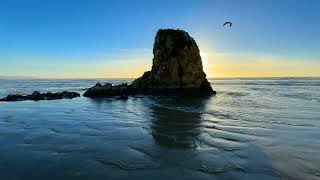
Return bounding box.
[223,21,232,27]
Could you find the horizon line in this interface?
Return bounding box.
[1,76,320,80]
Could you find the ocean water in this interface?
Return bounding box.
[0,78,319,180]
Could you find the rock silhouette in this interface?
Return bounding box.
[0,91,80,102]
[84,29,215,97]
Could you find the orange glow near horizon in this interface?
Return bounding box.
[12,51,319,79]
[203,52,320,78]
[30,59,320,79]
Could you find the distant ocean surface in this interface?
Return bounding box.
[0,78,319,180]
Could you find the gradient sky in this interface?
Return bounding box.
[0,0,319,78]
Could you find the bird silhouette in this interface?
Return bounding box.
[223,22,232,27]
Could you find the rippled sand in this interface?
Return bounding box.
[0,78,319,180]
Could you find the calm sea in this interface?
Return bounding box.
[0,78,319,180]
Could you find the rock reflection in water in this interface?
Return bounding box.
[150,97,209,148]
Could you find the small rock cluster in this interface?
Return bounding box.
[0,91,80,102]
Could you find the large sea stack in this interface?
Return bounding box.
[84,29,215,97]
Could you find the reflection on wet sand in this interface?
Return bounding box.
[146,96,281,179]
[150,97,208,148]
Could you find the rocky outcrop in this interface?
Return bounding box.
[132,29,212,90]
[84,29,215,97]
[83,83,135,97]
[0,91,80,102]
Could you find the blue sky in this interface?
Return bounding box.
[0,0,319,78]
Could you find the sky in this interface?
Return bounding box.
[0,0,319,78]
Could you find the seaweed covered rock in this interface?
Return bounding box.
[84,29,215,97]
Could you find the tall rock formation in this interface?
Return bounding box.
[84,29,215,97]
[132,29,212,91]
